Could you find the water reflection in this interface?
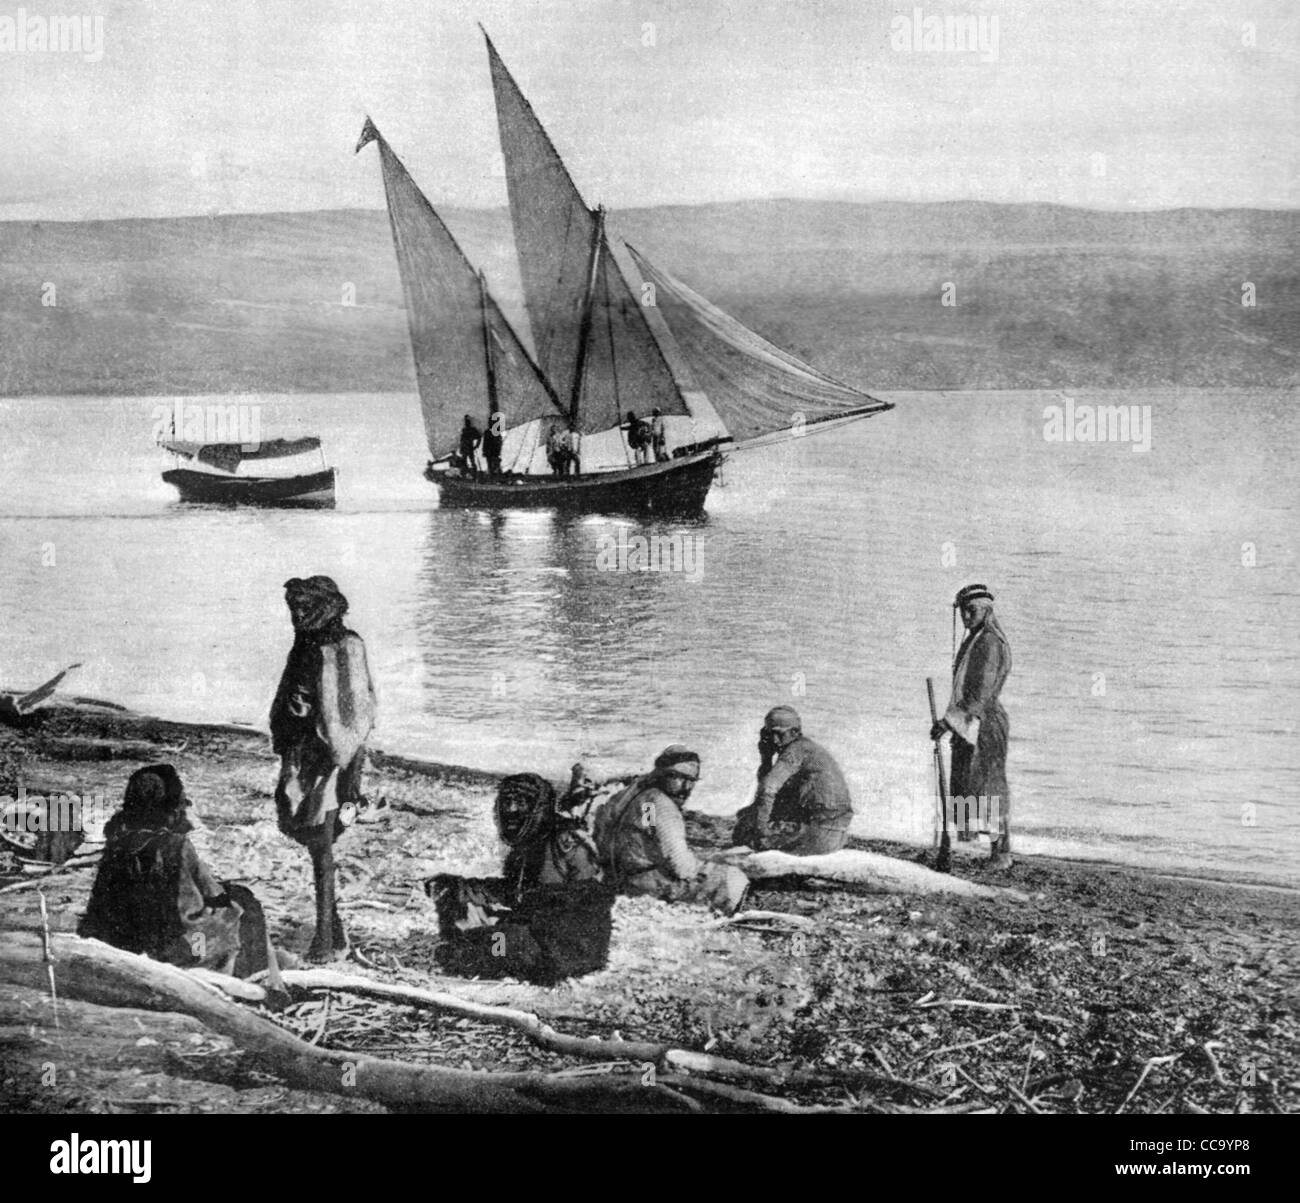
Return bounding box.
[414,508,723,752]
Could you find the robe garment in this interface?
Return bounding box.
[593,778,700,896]
[731,735,854,854]
[593,779,748,912]
[270,630,376,845]
[79,824,249,971]
[502,823,602,896]
[430,823,612,985]
[944,613,1012,852]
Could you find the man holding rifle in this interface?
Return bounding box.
[930,584,1014,870]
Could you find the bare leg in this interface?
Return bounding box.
[306,828,348,961]
[990,793,1013,868]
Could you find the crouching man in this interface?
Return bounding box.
[731,706,854,854]
[430,773,613,985]
[593,745,748,914]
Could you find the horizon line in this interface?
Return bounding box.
[4,196,1299,226]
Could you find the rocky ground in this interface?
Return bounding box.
[1,699,1295,1114]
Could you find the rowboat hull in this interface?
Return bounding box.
[429,450,722,516]
[162,467,337,508]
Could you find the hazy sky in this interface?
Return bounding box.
[1,0,1296,220]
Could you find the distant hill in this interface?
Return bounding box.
[0,201,1295,396]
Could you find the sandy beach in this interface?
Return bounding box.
[1,697,1294,1115]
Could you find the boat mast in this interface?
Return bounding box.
[567,205,606,430]
[478,270,499,420]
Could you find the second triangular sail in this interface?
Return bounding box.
[485,33,689,431]
[362,120,564,461]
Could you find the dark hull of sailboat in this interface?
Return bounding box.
[162,467,337,508]
[430,451,722,515]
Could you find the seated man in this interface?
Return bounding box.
[496,771,602,893]
[430,773,612,985]
[593,745,748,913]
[731,706,854,855]
[79,765,277,979]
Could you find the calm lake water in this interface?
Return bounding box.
[2,389,1297,887]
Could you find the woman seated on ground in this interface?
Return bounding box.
[429,772,612,985]
[79,764,279,979]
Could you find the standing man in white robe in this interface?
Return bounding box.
[931,584,1013,869]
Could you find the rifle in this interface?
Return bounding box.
[926,677,952,873]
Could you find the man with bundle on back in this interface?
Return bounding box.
[429,772,613,985]
[593,745,749,913]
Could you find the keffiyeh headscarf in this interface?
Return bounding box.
[285,576,349,640]
[494,773,558,847]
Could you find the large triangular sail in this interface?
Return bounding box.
[627,246,893,447]
[484,33,689,430]
[574,234,688,435]
[358,119,564,460]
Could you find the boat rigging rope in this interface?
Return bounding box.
[602,274,633,469]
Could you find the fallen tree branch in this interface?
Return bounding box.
[187,968,266,1003]
[1116,1054,1182,1115]
[274,969,942,1101]
[0,931,694,1113]
[0,853,101,894]
[742,848,1028,900]
[1202,1041,1228,1087]
[902,1030,1009,1070]
[916,998,1020,1012]
[658,1074,849,1115]
[710,910,816,930]
[1007,1083,1043,1114]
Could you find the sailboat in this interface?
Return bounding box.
[358,29,893,516]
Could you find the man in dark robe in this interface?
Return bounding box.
[80,765,274,978]
[594,746,748,912]
[459,414,482,478]
[481,409,504,476]
[545,423,567,476]
[731,706,855,854]
[623,410,651,465]
[270,576,376,961]
[930,583,1013,869]
[430,773,612,984]
[496,772,602,894]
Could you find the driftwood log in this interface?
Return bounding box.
[0,932,934,1111]
[740,848,1028,900]
[251,968,941,1100]
[0,931,701,1112]
[0,932,891,1112]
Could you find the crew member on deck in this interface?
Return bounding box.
[482,410,504,476]
[546,424,567,476]
[624,410,651,465]
[651,408,668,461]
[562,427,581,475]
[931,583,1013,869]
[459,414,482,478]
[731,706,855,854]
